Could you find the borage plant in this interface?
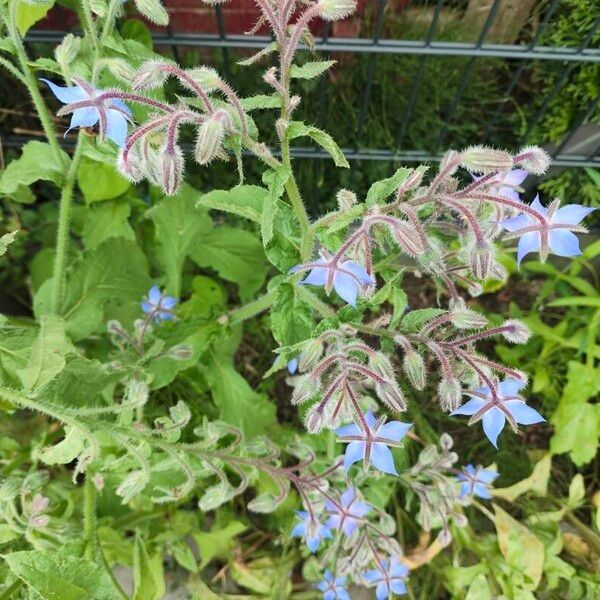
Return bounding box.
[0,0,596,597]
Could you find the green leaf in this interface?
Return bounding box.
[3,549,120,599]
[286,121,349,168]
[16,1,55,36]
[148,184,213,295]
[261,168,290,245]
[400,308,446,333]
[290,60,336,79]
[17,315,73,391]
[34,239,152,341]
[270,282,314,346]
[133,536,164,600]
[0,141,69,196]
[548,296,600,308]
[197,185,268,223]
[121,19,153,49]
[365,167,413,206]
[81,199,135,250]
[77,158,130,204]
[0,231,18,257]
[39,426,86,465]
[240,94,281,112]
[193,521,246,568]
[133,0,168,26]
[493,504,544,589]
[551,361,600,465]
[493,454,551,501]
[190,227,268,301]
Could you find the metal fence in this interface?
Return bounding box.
[14,0,600,169]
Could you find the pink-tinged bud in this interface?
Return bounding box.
[318,0,358,20]
[194,111,227,165]
[305,406,325,433]
[454,513,468,528]
[375,381,407,412]
[275,118,287,142]
[336,189,357,210]
[489,260,508,281]
[450,308,487,330]
[184,66,221,93]
[118,148,145,183]
[289,95,302,114]
[291,374,321,405]
[299,338,324,371]
[470,242,493,280]
[403,350,426,390]
[159,146,183,195]
[467,281,483,297]
[417,238,446,275]
[460,146,513,174]
[392,222,427,256]
[439,150,461,178]
[502,319,531,344]
[438,378,462,412]
[369,352,396,381]
[169,345,192,360]
[515,145,551,175]
[132,60,171,90]
[93,473,105,491]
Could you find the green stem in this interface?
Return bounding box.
[83,473,97,561]
[295,285,336,318]
[100,0,121,43]
[228,290,277,326]
[0,56,27,85]
[5,0,64,166]
[99,542,130,600]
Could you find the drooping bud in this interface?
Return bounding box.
[501,319,531,344]
[470,242,493,280]
[158,145,183,195]
[105,58,136,82]
[298,338,324,371]
[132,60,171,90]
[515,146,551,175]
[438,378,462,412]
[375,381,407,412]
[305,406,325,433]
[118,147,145,183]
[449,308,487,330]
[392,222,426,257]
[168,345,192,360]
[317,0,358,20]
[403,350,426,390]
[289,95,302,114]
[194,110,227,165]
[291,375,321,405]
[467,281,483,297]
[336,189,357,210]
[460,146,513,174]
[183,66,221,93]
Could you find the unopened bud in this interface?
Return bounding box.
[289,95,301,114]
[132,60,171,90]
[317,0,357,20]
[105,58,136,82]
[169,345,192,360]
[460,146,513,174]
[305,406,325,433]
[107,319,124,335]
[55,34,81,69]
[470,243,493,280]
[450,308,487,330]
[118,147,145,183]
[403,350,426,390]
[184,66,221,93]
[438,378,462,412]
[376,382,407,413]
[127,380,149,407]
[291,374,321,405]
[467,281,483,297]
[299,339,324,371]
[336,189,357,210]
[502,319,531,344]
[93,473,105,491]
[195,111,227,165]
[515,146,550,175]
[159,146,183,195]
[392,222,426,257]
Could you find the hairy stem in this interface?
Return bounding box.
[83,473,97,560]
[228,290,277,326]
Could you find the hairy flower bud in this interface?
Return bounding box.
[299,338,324,371]
[515,145,551,175]
[105,58,136,82]
[305,406,325,433]
[450,308,487,330]
[132,60,171,90]
[403,350,426,390]
[118,147,145,183]
[168,345,192,360]
[376,381,407,412]
[158,145,183,195]
[470,242,493,280]
[194,111,227,165]
[54,34,81,70]
[438,378,462,412]
[317,0,357,20]
[460,146,513,174]
[291,374,321,405]
[502,319,531,344]
[392,222,427,256]
[336,189,357,210]
[184,66,222,93]
[126,380,149,407]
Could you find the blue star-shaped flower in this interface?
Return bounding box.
[42,78,132,147]
[502,195,595,265]
[451,378,544,448]
[141,286,178,323]
[325,486,371,537]
[335,411,412,475]
[316,570,350,600]
[289,257,374,307]
[457,464,498,500]
[290,510,332,553]
[363,558,409,600]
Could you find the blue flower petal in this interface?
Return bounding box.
[477,469,499,484]
[363,569,382,584]
[340,487,356,507]
[341,260,374,285]
[335,422,361,437]
[343,441,365,471]
[41,78,88,104]
[450,397,486,416]
[378,420,412,442]
[332,269,360,306]
[370,443,397,476]
[482,408,506,448]
[390,580,407,595]
[530,194,547,215]
[105,110,129,147]
[498,378,524,397]
[69,107,99,130]
[517,232,541,265]
[302,265,329,286]
[504,400,545,425]
[554,204,595,225]
[376,582,390,600]
[548,229,581,257]
[161,296,178,310]
[502,213,530,232]
[473,483,492,499]
[148,286,162,304]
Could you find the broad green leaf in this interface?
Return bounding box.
[365,167,413,206]
[548,297,600,308]
[270,282,314,346]
[190,227,268,301]
[77,158,130,204]
[148,184,213,295]
[17,315,73,391]
[568,474,585,506]
[3,550,119,599]
[465,575,492,600]
[494,454,551,501]
[193,520,246,568]
[286,121,349,168]
[133,0,168,26]
[240,94,281,112]
[34,239,152,341]
[197,185,268,223]
[400,308,446,333]
[133,536,164,600]
[16,1,55,36]
[290,60,336,79]
[493,504,544,589]
[0,141,68,196]
[82,199,135,250]
[121,19,153,49]
[0,324,37,385]
[39,426,86,465]
[261,168,290,245]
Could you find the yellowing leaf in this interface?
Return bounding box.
[493,454,551,501]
